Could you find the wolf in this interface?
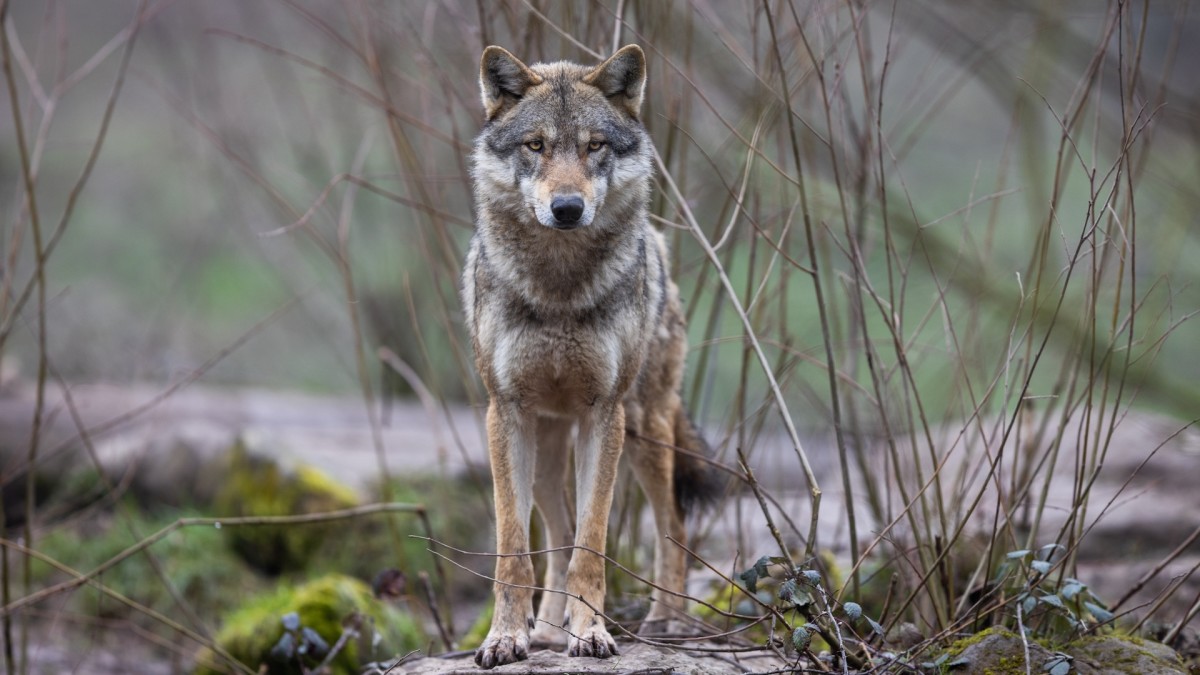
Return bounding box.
[461,44,717,668]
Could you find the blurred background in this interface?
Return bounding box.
[5,1,1198,408]
[0,1,1198,673]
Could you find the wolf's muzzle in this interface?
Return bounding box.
[550,195,586,228]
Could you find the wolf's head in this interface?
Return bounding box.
[472,45,652,232]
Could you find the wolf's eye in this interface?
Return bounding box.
[587,140,605,152]
[526,140,543,152]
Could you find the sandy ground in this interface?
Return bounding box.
[0,380,488,491]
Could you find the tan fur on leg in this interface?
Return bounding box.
[475,402,538,669]
[564,403,624,659]
[628,411,689,633]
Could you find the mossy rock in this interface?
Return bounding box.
[194,574,425,675]
[939,626,1187,674]
[940,627,1049,674]
[214,443,359,575]
[1068,633,1188,674]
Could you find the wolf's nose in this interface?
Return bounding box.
[551,196,585,224]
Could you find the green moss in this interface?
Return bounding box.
[943,626,1007,658]
[938,628,1186,675]
[979,656,1027,675]
[1066,633,1187,672]
[194,574,425,675]
[940,628,1033,675]
[214,443,359,575]
[1101,633,1149,648]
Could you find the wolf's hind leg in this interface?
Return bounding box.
[530,416,574,646]
[475,401,538,669]
[628,407,689,634]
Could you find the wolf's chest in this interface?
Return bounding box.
[490,317,629,411]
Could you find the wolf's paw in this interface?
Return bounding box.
[474,631,529,669]
[567,623,618,659]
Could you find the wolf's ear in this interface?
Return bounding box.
[584,44,647,118]
[479,46,542,120]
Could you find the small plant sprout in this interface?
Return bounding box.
[737,555,887,670]
[999,546,1117,641]
[270,612,331,666]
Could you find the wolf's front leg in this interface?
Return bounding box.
[564,402,625,659]
[475,401,538,669]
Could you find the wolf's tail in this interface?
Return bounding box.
[672,407,724,514]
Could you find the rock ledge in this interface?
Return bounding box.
[384,642,788,675]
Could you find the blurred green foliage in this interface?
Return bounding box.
[214,443,360,575]
[33,508,263,625]
[192,574,424,675]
